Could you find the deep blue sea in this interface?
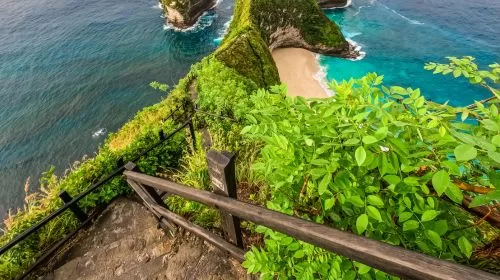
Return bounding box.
[321,0,500,106]
[0,0,498,217]
[0,0,233,216]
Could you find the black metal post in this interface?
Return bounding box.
[58,191,88,223]
[188,120,197,152]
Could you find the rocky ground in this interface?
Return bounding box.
[38,198,249,280]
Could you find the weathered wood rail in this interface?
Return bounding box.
[125,150,500,280]
[0,104,196,280]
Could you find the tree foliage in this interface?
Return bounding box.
[240,57,499,278]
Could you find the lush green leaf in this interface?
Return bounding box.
[425,230,442,249]
[421,210,440,222]
[363,136,379,145]
[355,146,367,166]
[356,214,369,234]
[454,144,477,162]
[403,220,420,231]
[324,198,335,211]
[469,190,500,207]
[399,212,413,223]
[458,237,472,258]
[445,183,464,204]
[367,206,382,222]
[432,170,450,196]
[367,195,384,207]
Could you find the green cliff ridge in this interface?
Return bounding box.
[0,0,353,278]
[215,0,356,87]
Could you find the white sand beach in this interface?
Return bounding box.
[272,48,329,98]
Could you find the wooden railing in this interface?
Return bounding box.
[125,150,500,280]
[0,103,195,280]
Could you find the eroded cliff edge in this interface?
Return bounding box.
[162,0,218,29]
[0,2,356,276]
[214,0,358,88]
[317,0,350,9]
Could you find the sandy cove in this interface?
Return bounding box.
[272,48,329,98]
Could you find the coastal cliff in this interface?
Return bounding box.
[215,0,357,87]
[0,0,353,277]
[162,0,350,30]
[317,0,350,9]
[161,0,217,29]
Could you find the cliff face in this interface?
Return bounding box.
[0,2,355,277]
[249,0,352,56]
[317,0,349,9]
[214,0,357,88]
[162,0,217,29]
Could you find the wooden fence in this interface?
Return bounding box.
[125,150,500,280]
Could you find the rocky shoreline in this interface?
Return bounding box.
[268,26,360,60]
[162,0,218,29]
[317,0,350,9]
[162,0,351,30]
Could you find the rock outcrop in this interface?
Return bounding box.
[214,0,359,87]
[162,0,218,29]
[37,198,248,280]
[317,0,350,9]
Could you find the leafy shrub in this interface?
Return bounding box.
[0,82,190,278]
[240,61,499,278]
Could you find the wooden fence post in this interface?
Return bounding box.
[125,162,166,206]
[59,191,88,223]
[206,150,243,248]
[124,162,177,233]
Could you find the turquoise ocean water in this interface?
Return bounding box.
[0,0,498,216]
[321,0,499,106]
[0,0,233,216]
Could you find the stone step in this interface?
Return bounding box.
[38,198,250,280]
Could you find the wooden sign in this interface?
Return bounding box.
[206,150,243,248]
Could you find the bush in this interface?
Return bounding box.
[240,60,499,278]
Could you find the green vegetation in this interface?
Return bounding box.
[0,74,192,278]
[239,61,500,278]
[215,0,349,88]
[1,0,499,278]
[249,0,347,48]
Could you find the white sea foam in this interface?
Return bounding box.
[353,5,369,17]
[92,128,107,138]
[214,16,233,44]
[381,4,424,25]
[347,38,366,61]
[313,55,335,97]
[345,31,362,38]
[163,12,218,32]
[153,2,163,9]
[162,0,223,32]
[323,0,353,9]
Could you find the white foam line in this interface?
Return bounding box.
[381,4,424,25]
[163,12,217,32]
[347,38,366,61]
[214,16,233,43]
[323,0,353,9]
[92,128,107,138]
[313,54,335,97]
[353,5,369,17]
[153,2,163,9]
[345,31,362,38]
[162,0,223,32]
